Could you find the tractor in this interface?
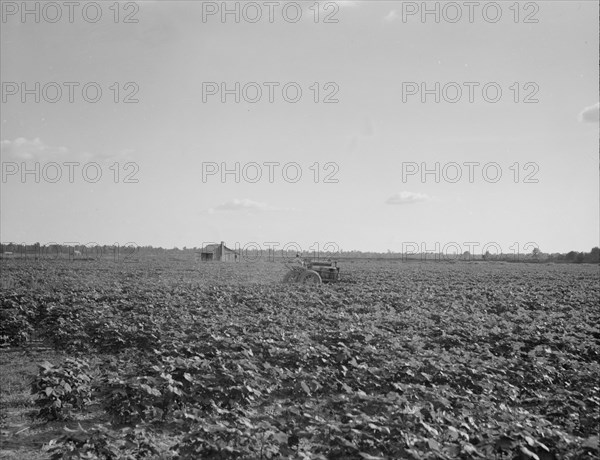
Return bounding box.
[283,258,340,284]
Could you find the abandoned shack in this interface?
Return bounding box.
[198,242,239,262]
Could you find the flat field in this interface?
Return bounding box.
[1,258,598,459]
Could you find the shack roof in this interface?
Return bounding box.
[199,243,238,254]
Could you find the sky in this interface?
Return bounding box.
[1,0,598,255]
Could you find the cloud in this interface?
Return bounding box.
[579,102,599,123]
[208,198,285,214]
[0,137,134,162]
[384,10,398,22]
[386,191,430,205]
[0,137,69,161]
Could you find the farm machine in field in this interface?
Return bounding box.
[283,258,340,284]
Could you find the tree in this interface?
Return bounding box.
[565,251,578,262]
[585,247,600,263]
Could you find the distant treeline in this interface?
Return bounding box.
[542,249,600,264]
[1,243,598,264]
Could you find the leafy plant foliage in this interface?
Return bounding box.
[1,260,598,459]
[31,358,93,421]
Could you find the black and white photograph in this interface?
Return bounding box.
[1,1,599,458]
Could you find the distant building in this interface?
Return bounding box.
[198,241,239,262]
